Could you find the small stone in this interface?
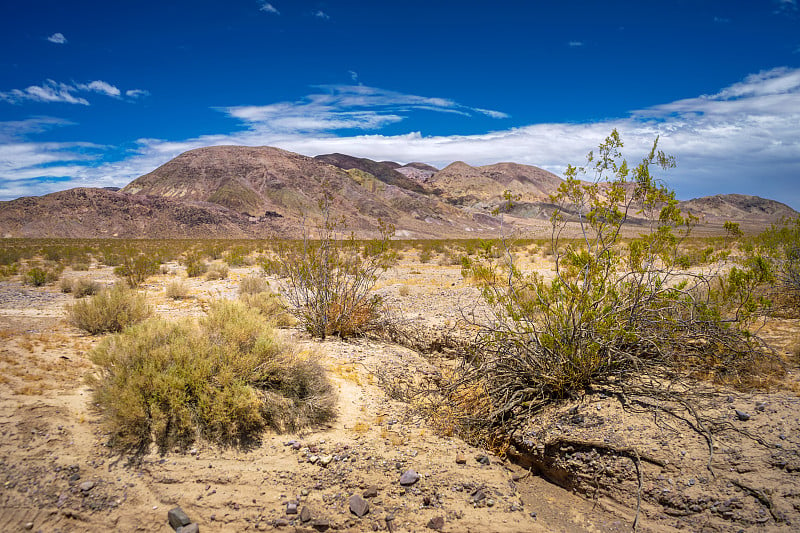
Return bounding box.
[486,498,495,507]
[311,518,330,531]
[471,489,486,503]
[292,442,302,450]
[363,487,379,498]
[476,454,490,465]
[168,507,191,530]
[176,525,199,533]
[309,455,319,464]
[300,488,310,496]
[735,410,751,421]
[399,469,420,486]
[319,455,333,466]
[423,495,432,506]
[68,473,80,483]
[455,454,466,465]
[23,524,33,531]
[79,481,95,492]
[427,516,445,530]
[286,501,298,514]
[350,494,370,517]
[300,506,312,523]
[273,518,290,527]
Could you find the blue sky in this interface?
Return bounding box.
[1,0,799,208]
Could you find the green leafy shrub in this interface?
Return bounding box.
[184,258,208,278]
[24,265,60,286]
[449,130,776,444]
[88,300,335,454]
[114,252,160,287]
[67,284,151,334]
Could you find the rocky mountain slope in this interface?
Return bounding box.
[0,146,796,238]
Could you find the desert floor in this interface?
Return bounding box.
[1,251,799,532]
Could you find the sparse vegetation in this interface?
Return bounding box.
[205,262,229,280]
[275,200,396,339]
[88,300,335,454]
[67,284,151,334]
[114,250,160,287]
[165,279,189,300]
[238,274,270,295]
[442,131,780,446]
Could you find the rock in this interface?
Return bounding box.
[286,501,298,514]
[363,487,379,498]
[399,469,420,486]
[319,455,333,466]
[23,524,33,531]
[79,481,95,492]
[177,525,199,533]
[309,455,319,464]
[476,454,490,465]
[427,516,445,530]
[273,518,290,527]
[349,494,370,517]
[455,454,466,464]
[486,498,495,507]
[168,507,191,530]
[471,489,486,503]
[300,506,312,523]
[311,518,330,531]
[735,410,751,421]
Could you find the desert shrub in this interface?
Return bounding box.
[24,266,60,286]
[757,216,800,299]
[62,277,101,298]
[165,280,189,300]
[71,262,90,271]
[239,291,296,327]
[88,300,335,454]
[184,257,208,278]
[449,131,775,444]
[205,262,229,280]
[224,245,252,267]
[398,285,410,297]
[275,201,395,339]
[114,251,160,287]
[67,284,151,334]
[238,274,270,295]
[418,249,433,264]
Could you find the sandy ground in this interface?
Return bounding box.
[0,253,798,532]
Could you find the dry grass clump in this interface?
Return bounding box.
[60,276,101,298]
[88,300,335,454]
[66,284,151,334]
[239,290,296,327]
[238,274,270,295]
[165,279,189,300]
[205,262,229,280]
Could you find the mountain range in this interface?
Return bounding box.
[0,145,796,238]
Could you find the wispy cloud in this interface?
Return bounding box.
[1,79,143,105]
[78,80,121,98]
[47,32,67,44]
[568,41,583,47]
[221,85,508,134]
[713,16,731,23]
[3,69,800,209]
[775,0,797,12]
[125,89,150,98]
[259,2,279,14]
[314,10,330,20]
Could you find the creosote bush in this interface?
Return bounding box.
[444,130,779,446]
[88,300,335,454]
[238,274,270,295]
[67,284,151,334]
[275,199,395,339]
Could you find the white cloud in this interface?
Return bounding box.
[568,41,583,47]
[260,2,279,14]
[775,0,797,12]
[221,85,508,134]
[78,80,121,98]
[47,33,67,44]
[314,10,330,20]
[125,89,150,98]
[1,79,144,106]
[3,68,800,209]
